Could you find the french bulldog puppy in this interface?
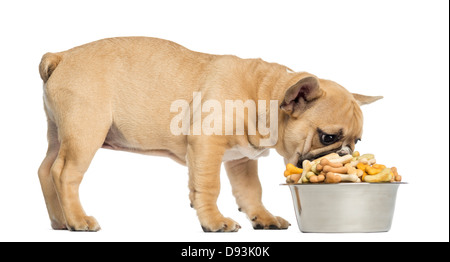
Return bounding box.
[38,37,381,232]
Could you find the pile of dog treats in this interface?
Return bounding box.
[284,151,402,184]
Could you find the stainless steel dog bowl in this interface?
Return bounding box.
[285,183,404,233]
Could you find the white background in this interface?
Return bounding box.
[0,0,448,242]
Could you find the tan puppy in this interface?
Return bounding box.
[38,37,381,232]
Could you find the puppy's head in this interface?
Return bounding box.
[277,73,382,167]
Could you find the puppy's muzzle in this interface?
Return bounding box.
[336,146,352,156]
[296,146,352,168]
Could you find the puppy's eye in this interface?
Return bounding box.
[317,128,342,146]
[320,133,339,145]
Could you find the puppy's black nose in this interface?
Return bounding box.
[336,146,352,156]
[337,150,348,156]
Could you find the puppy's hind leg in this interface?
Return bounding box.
[38,118,65,230]
[49,106,111,231]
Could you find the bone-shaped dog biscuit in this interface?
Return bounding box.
[284,163,303,177]
[326,172,359,183]
[363,168,392,182]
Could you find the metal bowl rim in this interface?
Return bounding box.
[280,182,407,186]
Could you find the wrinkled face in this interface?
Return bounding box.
[276,74,381,167]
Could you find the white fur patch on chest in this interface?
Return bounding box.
[222,145,270,162]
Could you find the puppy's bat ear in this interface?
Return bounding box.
[352,93,383,106]
[280,76,322,117]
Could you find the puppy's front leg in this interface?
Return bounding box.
[187,138,241,232]
[224,158,290,229]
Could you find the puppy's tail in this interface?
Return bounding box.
[39,52,62,83]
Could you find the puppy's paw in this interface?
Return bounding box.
[250,212,290,230]
[274,216,291,229]
[51,220,68,230]
[201,217,241,232]
[67,216,101,232]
